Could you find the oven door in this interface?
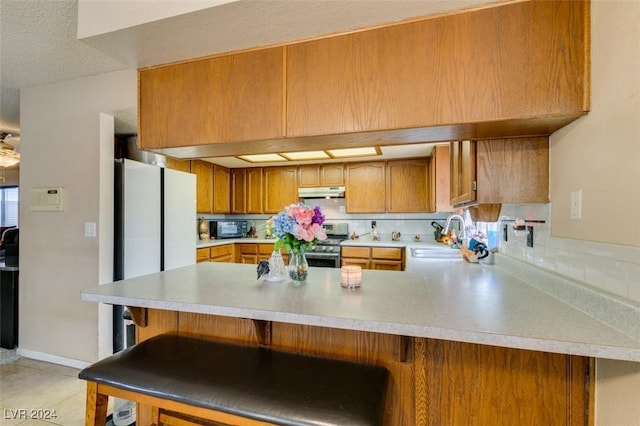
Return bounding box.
[305,253,340,268]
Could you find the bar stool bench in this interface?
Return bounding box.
[79,334,389,426]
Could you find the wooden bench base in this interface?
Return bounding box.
[85,381,275,425]
[80,334,388,426]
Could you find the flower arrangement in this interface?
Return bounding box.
[268,203,327,255]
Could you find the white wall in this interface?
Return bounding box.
[19,69,136,366]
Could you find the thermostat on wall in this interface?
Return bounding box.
[30,187,66,211]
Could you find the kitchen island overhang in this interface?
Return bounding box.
[81,260,640,362]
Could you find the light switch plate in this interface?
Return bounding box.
[570,190,582,219]
[85,222,97,237]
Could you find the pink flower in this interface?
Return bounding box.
[310,223,327,240]
[293,224,315,242]
[288,204,314,226]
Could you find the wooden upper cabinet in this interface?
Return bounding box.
[231,168,247,214]
[450,140,477,207]
[192,161,231,214]
[298,164,345,187]
[192,160,213,214]
[345,162,385,213]
[476,138,549,204]
[286,0,588,138]
[450,137,549,209]
[263,166,298,214]
[320,164,344,186]
[246,168,263,214]
[386,159,430,213]
[431,145,454,213]
[297,165,321,187]
[165,158,191,173]
[212,165,230,214]
[138,47,285,150]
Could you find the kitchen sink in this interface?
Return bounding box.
[410,246,461,260]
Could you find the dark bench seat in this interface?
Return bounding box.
[79,334,389,426]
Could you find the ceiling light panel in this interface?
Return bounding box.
[238,153,287,163]
[327,147,380,158]
[280,151,330,161]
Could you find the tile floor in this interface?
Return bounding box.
[0,351,86,426]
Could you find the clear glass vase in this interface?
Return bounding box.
[288,251,309,283]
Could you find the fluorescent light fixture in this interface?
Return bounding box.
[238,153,287,163]
[280,151,330,161]
[326,147,379,158]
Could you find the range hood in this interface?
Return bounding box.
[298,186,345,199]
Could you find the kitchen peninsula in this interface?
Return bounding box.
[81,256,640,425]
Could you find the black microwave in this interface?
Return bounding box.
[209,221,248,239]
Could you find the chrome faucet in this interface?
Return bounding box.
[442,214,466,239]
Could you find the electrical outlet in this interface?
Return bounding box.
[570,190,582,219]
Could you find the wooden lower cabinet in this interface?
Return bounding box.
[137,310,592,426]
[210,244,234,263]
[342,246,405,271]
[237,243,258,264]
[196,247,210,263]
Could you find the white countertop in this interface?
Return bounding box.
[81,257,640,362]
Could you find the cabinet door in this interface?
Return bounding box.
[286,1,588,138]
[386,159,430,212]
[139,47,285,149]
[298,165,321,187]
[321,164,345,186]
[450,140,476,207]
[432,145,454,212]
[192,160,213,214]
[345,162,385,213]
[263,166,298,214]
[476,137,549,204]
[237,244,257,264]
[246,168,263,214]
[212,165,230,214]
[230,169,247,214]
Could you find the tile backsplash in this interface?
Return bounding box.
[497,204,640,304]
[207,199,639,304]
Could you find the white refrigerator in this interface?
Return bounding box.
[113,158,196,351]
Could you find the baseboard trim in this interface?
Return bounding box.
[16,348,91,369]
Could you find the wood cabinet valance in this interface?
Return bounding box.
[139,0,589,158]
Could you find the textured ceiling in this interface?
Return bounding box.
[0,0,503,137]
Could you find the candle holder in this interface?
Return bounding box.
[340,265,362,289]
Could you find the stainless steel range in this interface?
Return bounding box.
[306,223,349,268]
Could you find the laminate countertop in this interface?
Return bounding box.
[81,256,640,362]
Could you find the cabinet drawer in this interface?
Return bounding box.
[196,248,210,263]
[258,243,277,255]
[341,246,370,259]
[371,247,403,261]
[210,244,234,258]
[371,260,403,271]
[341,258,370,269]
[237,244,257,254]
